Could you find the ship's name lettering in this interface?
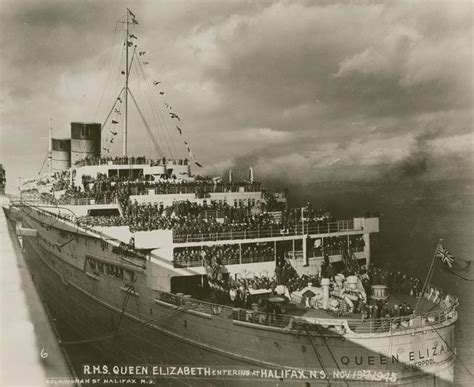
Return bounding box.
[111,366,149,375]
[340,344,447,367]
[82,365,150,376]
[340,354,399,366]
[83,365,109,375]
[408,344,446,362]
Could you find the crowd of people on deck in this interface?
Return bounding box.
[320,260,428,322]
[241,243,274,262]
[75,199,338,240]
[174,244,240,268]
[73,196,279,236]
[365,266,423,297]
[57,185,91,204]
[200,251,439,331]
[173,242,275,268]
[77,215,129,228]
[51,171,70,191]
[308,235,365,256]
[74,156,188,167]
[284,207,332,228]
[54,173,262,205]
[47,168,341,240]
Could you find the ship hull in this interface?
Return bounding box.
[6,206,456,386]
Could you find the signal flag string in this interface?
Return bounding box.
[133,44,204,167]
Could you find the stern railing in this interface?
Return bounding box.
[153,290,458,335]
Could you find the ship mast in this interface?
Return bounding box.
[48,118,52,174]
[123,9,130,157]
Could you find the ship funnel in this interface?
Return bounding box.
[51,138,71,172]
[70,122,101,165]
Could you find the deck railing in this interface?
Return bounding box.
[142,184,262,195]
[153,289,458,335]
[21,195,118,206]
[62,197,117,206]
[173,254,273,268]
[173,219,358,243]
[287,245,365,260]
[345,296,458,334]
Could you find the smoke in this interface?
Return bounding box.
[223,148,263,182]
[220,124,471,185]
[384,127,443,180]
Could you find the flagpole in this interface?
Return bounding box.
[414,238,442,314]
[123,8,129,157]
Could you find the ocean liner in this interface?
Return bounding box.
[4,9,459,386]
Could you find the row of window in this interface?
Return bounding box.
[86,257,136,282]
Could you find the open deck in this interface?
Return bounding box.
[154,287,458,336]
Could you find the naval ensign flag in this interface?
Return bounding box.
[436,244,473,281]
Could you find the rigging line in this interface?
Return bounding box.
[132,285,143,325]
[134,51,176,157]
[38,153,48,175]
[415,240,441,314]
[133,52,174,158]
[133,79,154,159]
[128,45,136,75]
[115,286,134,335]
[109,44,126,117]
[131,56,165,155]
[100,44,125,151]
[426,319,473,377]
[108,41,126,122]
[314,325,349,387]
[22,203,61,229]
[148,86,178,157]
[303,324,331,386]
[140,71,173,158]
[93,22,122,121]
[128,88,165,156]
[22,203,81,249]
[142,77,174,158]
[145,79,178,158]
[114,16,126,32]
[132,89,167,158]
[147,79,179,157]
[130,63,158,157]
[101,87,125,132]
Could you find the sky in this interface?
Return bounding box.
[0,0,472,192]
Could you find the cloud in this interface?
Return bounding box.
[0,0,472,192]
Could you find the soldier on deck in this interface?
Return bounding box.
[320,254,335,280]
[274,260,283,284]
